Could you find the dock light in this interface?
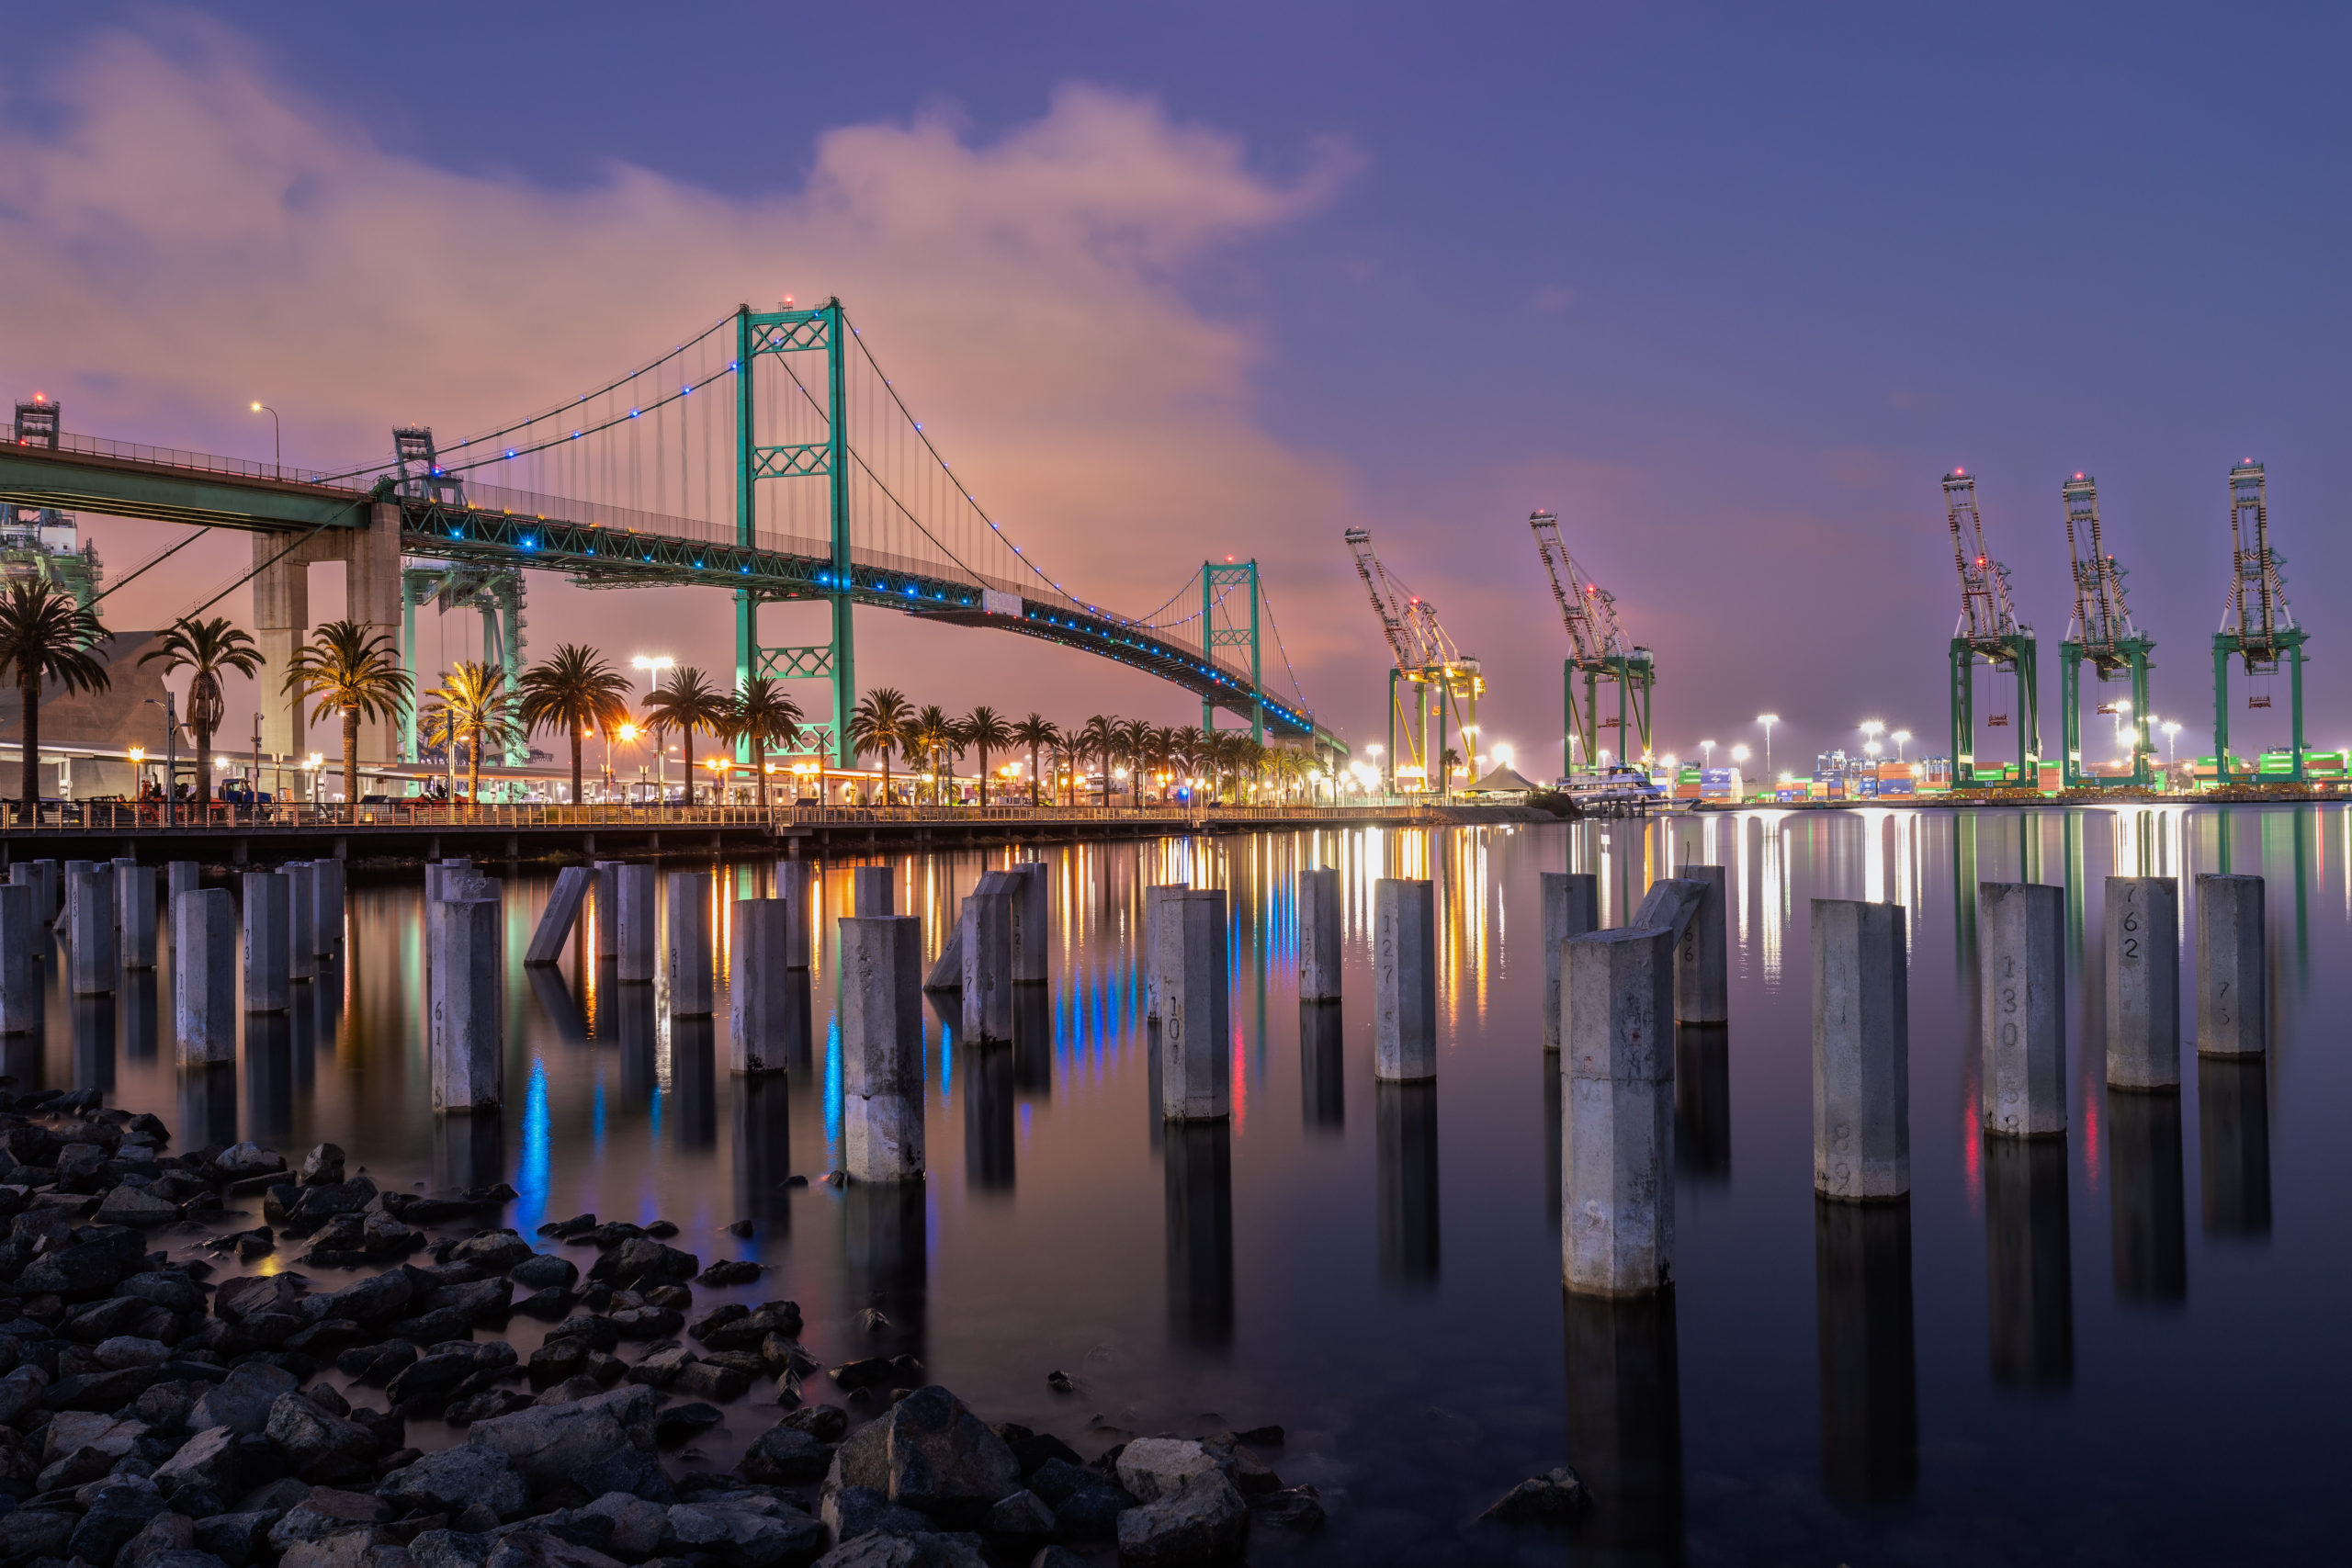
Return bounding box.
[250,403,281,475]
[1756,715,1780,782]
[1730,744,1749,763]
[616,724,638,743]
[1700,739,1714,768]
[1892,728,1911,761]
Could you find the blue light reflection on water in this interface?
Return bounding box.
[514,1056,550,1236]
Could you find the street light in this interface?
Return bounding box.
[249,403,280,477]
[2162,721,2181,773]
[631,656,673,800]
[1892,728,1911,761]
[1756,715,1779,783]
[1700,739,1714,770]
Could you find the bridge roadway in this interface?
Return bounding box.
[0,800,1442,868]
[0,436,1337,751]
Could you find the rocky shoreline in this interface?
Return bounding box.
[0,1086,1354,1568]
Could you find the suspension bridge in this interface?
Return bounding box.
[1,299,1339,778]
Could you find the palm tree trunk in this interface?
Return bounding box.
[467,730,481,808]
[342,705,360,811]
[754,737,768,810]
[570,728,584,806]
[681,727,695,807]
[195,720,213,809]
[1028,744,1039,806]
[17,671,39,812]
[978,744,989,807]
[880,750,892,807]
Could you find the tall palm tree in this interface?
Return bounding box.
[1011,713,1060,807]
[848,687,914,806]
[420,661,521,806]
[642,667,730,804]
[139,615,259,807]
[1052,735,1084,807]
[725,677,804,810]
[515,644,633,806]
[1148,725,1181,804]
[1079,715,1117,807]
[912,705,958,804]
[0,581,110,812]
[1169,725,1204,799]
[1114,717,1155,809]
[1439,745,1463,800]
[962,705,1013,807]
[283,620,410,810]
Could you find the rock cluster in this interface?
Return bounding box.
[0,1089,1318,1567]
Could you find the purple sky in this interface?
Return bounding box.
[6,4,2349,773]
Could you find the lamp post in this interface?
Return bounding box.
[631,656,673,800]
[1756,714,1779,785]
[1700,739,1714,771]
[2162,721,2181,779]
[1892,728,1911,761]
[249,403,280,477]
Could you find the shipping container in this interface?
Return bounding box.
[1879,778,1915,796]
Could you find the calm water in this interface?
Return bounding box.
[12,807,2349,1565]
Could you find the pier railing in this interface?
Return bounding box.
[0,800,1435,834]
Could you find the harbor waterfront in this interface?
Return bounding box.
[0,805,2341,1563]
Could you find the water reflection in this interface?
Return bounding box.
[435,1111,505,1192]
[1300,1002,1344,1133]
[842,1179,928,1382]
[1815,1199,1917,1503]
[246,1012,294,1146]
[1011,985,1049,1098]
[72,994,114,1094]
[964,1043,1015,1192]
[2108,1090,2187,1303]
[1375,1081,1440,1286]
[673,1018,718,1149]
[1164,1121,1234,1348]
[617,983,658,1102]
[2198,1057,2273,1238]
[1566,1290,1685,1565]
[733,1074,792,1233]
[1984,1137,2074,1389]
[528,964,590,1045]
[1673,1025,1731,1181]
[120,970,159,1064]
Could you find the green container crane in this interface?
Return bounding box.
[1343,527,1481,795]
[1944,469,2040,787]
[1529,510,1652,779]
[2211,459,2306,784]
[2056,473,2154,789]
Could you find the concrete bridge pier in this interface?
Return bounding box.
[254,506,403,771]
[174,889,237,1064]
[841,914,924,1181]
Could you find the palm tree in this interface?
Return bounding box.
[1114,717,1155,809]
[1148,725,1181,804]
[912,705,958,804]
[1169,725,1204,799]
[725,677,804,810]
[1052,735,1084,806]
[0,581,110,812]
[283,620,410,810]
[962,705,1013,807]
[849,687,914,806]
[420,661,521,806]
[1011,714,1059,807]
[139,615,258,808]
[515,644,633,806]
[642,667,730,805]
[1439,745,1463,800]
[1079,715,1117,807]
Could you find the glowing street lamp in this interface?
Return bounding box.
[1755,714,1780,783]
[1892,728,1911,761]
[249,403,280,476]
[1700,739,1714,770]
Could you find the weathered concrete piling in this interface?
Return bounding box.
[729,898,806,1074]
[1143,885,1179,1020]
[67,865,116,995]
[1671,863,1728,1024]
[961,871,1018,1043]
[666,870,716,1017]
[243,871,290,1012]
[594,860,623,961]
[61,860,92,936]
[1299,865,1343,1003]
[311,857,345,954]
[2194,873,2265,1058]
[775,858,810,968]
[172,889,238,1063]
[8,860,56,926]
[852,865,894,917]
[1374,877,1437,1081]
[1012,860,1049,983]
[0,885,35,1034]
[1155,887,1232,1121]
[1562,926,1677,1295]
[1540,871,1599,1050]
[431,894,503,1111]
[423,857,473,903]
[2104,876,2179,1089]
[1812,898,1909,1201]
[284,862,316,983]
[615,863,657,982]
[840,914,925,1180]
[525,865,593,964]
[1978,881,2064,1137]
[117,863,157,969]
[166,861,198,907]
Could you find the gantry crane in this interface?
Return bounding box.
[2212,459,2307,784]
[2057,474,2155,789]
[1343,527,1482,794]
[1528,510,1653,778]
[1945,469,2040,786]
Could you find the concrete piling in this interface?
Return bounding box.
[775,858,810,968]
[62,860,92,935]
[1978,882,2065,1137]
[67,866,116,996]
[430,895,503,1111]
[107,858,134,934]
[1012,861,1048,983]
[1811,898,1909,1201]
[0,885,35,1034]
[172,889,238,1064]
[1143,885,1180,1019]
[922,920,965,992]
[852,865,894,917]
[594,861,623,961]
[284,863,316,983]
[961,872,1017,1044]
[311,858,345,954]
[1374,877,1438,1081]
[1541,871,1599,1050]
[840,914,924,1180]
[166,863,199,908]
[2104,876,2179,1089]
[424,858,473,904]
[615,863,657,982]
[1562,925,1676,1296]
[1155,887,1232,1121]
[665,870,715,1017]
[1671,863,1728,1024]
[525,866,593,965]
[2194,874,2265,1058]
[729,898,804,1075]
[117,864,157,970]
[243,871,291,1012]
[1298,865,1343,1003]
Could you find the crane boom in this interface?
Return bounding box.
[1946,469,2022,649]
[2061,474,2137,670]
[1529,510,1629,662]
[1344,526,1419,671]
[2222,459,2294,664]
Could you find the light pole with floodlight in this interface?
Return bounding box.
[1756,714,1779,785]
[249,403,280,477]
